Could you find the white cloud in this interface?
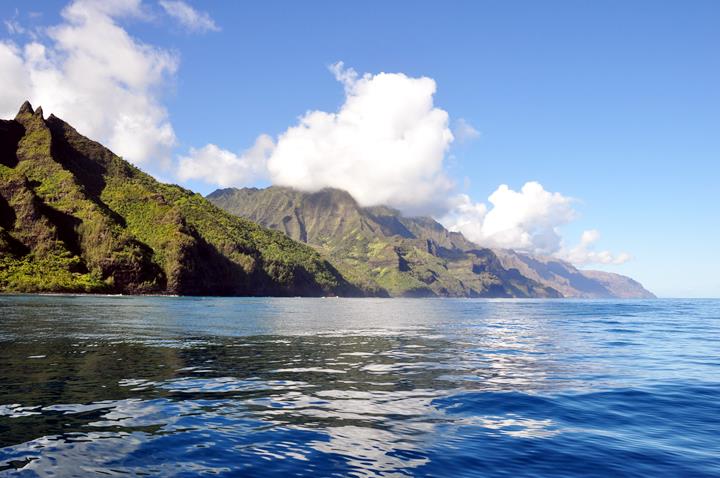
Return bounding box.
[177,135,274,187]
[0,42,30,109]
[453,118,480,142]
[159,0,219,33]
[0,0,178,168]
[179,62,455,213]
[557,229,631,265]
[270,62,455,213]
[440,182,576,254]
[439,182,630,265]
[440,193,488,243]
[481,182,577,253]
[266,62,455,213]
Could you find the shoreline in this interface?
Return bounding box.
[0,292,671,300]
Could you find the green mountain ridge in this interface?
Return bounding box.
[208,186,563,298]
[0,102,353,296]
[208,186,654,299]
[0,101,654,299]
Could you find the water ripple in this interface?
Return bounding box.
[0,296,719,476]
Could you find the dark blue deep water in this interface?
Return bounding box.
[0,297,718,477]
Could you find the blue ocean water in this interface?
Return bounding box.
[0,296,718,477]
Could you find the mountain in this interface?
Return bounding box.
[573,270,656,299]
[208,186,562,298]
[208,186,654,299]
[0,102,354,296]
[494,250,655,299]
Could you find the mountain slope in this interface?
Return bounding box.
[575,270,656,299]
[494,250,655,299]
[208,186,561,298]
[0,102,353,296]
[209,186,654,299]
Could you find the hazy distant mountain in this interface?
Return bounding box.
[0,102,353,296]
[494,250,655,299]
[576,270,656,299]
[209,186,654,299]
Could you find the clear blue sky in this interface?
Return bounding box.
[2,1,719,297]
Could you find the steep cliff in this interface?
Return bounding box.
[209,186,561,298]
[0,102,352,296]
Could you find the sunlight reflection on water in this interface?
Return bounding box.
[0,296,719,476]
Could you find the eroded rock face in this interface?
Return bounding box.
[0,102,351,296]
[209,186,654,299]
[208,186,562,298]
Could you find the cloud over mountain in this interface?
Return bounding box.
[441,183,630,261]
[558,230,632,265]
[441,182,575,254]
[268,62,456,213]
[0,0,630,270]
[179,62,630,264]
[178,135,274,187]
[180,62,455,214]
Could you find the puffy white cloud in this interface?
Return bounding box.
[159,0,219,33]
[480,182,577,253]
[268,62,455,213]
[439,193,488,243]
[557,230,632,265]
[441,182,576,254]
[453,118,480,142]
[181,62,455,214]
[439,182,631,265]
[0,0,178,168]
[177,135,274,187]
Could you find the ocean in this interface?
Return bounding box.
[0,296,718,477]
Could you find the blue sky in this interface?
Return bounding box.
[1,1,718,297]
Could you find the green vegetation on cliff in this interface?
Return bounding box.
[0,102,352,296]
[209,187,655,299]
[208,186,562,298]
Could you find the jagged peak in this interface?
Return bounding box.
[16,100,34,117]
[15,101,46,123]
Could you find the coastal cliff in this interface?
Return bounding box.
[209,186,654,299]
[0,102,353,296]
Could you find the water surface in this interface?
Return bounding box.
[0,296,718,476]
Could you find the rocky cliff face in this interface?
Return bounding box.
[208,186,561,298]
[0,102,353,296]
[209,186,655,299]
